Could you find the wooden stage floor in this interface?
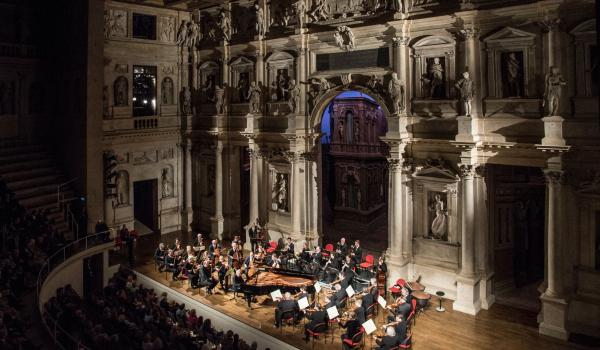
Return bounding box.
[127,233,596,350]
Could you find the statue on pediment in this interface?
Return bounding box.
[387,73,405,114]
[334,26,355,51]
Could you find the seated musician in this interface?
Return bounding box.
[233,235,243,246]
[341,255,355,274]
[332,283,347,309]
[339,270,354,290]
[336,237,348,256]
[350,240,362,265]
[386,295,411,322]
[303,304,327,342]
[375,326,400,350]
[164,249,181,281]
[228,242,242,266]
[154,243,167,272]
[243,251,255,269]
[353,299,366,324]
[284,237,295,255]
[172,238,184,256]
[232,268,252,308]
[274,292,299,328]
[217,256,231,292]
[255,245,266,263]
[392,314,407,345]
[198,260,217,294]
[188,256,200,288]
[208,239,220,258]
[401,285,413,305]
[300,242,311,261]
[193,233,204,251]
[362,278,379,309]
[270,252,282,269]
[311,246,323,265]
[185,245,195,259]
[340,310,361,349]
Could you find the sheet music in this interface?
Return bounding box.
[298,297,309,310]
[270,289,283,300]
[362,319,377,335]
[377,295,387,308]
[346,285,355,297]
[327,305,339,320]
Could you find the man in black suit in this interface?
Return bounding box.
[393,314,407,345]
[303,306,328,341]
[199,260,218,294]
[375,326,400,350]
[350,240,363,265]
[340,310,362,350]
[164,249,180,280]
[274,292,298,328]
[332,283,347,309]
[340,270,354,290]
[154,243,167,271]
[232,268,252,308]
[388,297,412,322]
[353,299,366,324]
[285,237,295,255]
[336,237,348,256]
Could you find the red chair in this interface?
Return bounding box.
[399,331,413,349]
[327,318,338,343]
[389,278,407,294]
[342,327,365,349]
[307,322,327,349]
[406,298,417,326]
[266,241,278,253]
[323,243,334,257]
[359,254,374,269]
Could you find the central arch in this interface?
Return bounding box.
[309,85,391,253]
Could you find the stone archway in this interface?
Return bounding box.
[308,85,391,252]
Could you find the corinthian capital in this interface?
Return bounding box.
[459,164,476,178]
[392,35,410,48]
[544,170,564,185]
[459,26,480,40]
[538,17,561,33]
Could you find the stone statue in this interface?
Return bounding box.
[161,78,174,105]
[114,77,128,106]
[387,72,404,114]
[367,75,384,96]
[161,167,173,198]
[429,194,447,239]
[214,85,225,114]
[276,71,289,101]
[318,77,331,96]
[182,87,192,115]
[104,9,126,39]
[248,81,262,114]
[504,52,522,98]
[353,119,360,143]
[176,21,189,46]
[160,17,175,42]
[309,0,330,22]
[218,9,232,42]
[455,71,475,116]
[238,76,249,102]
[116,171,129,206]
[544,66,566,116]
[334,26,355,52]
[254,3,266,38]
[388,0,403,12]
[273,173,289,211]
[287,79,300,113]
[293,0,307,28]
[427,57,444,98]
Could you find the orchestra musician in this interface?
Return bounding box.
[232,268,253,308]
[362,278,379,309]
[208,239,220,259]
[353,299,366,324]
[249,222,258,252]
[300,242,311,261]
[164,249,181,281]
[193,233,204,252]
[391,313,407,344]
[350,240,363,265]
[311,246,323,265]
[336,237,348,256]
[340,310,362,350]
[341,255,355,274]
[268,252,282,269]
[228,242,243,268]
[254,245,266,263]
[303,304,327,342]
[274,292,299,328]
[154,243,167,272]
[339,270,354,289]
[332,283,347,309]
[374,326,400,350]
[198,259,218,294]
[172,238,184,256]
[285,237,295,255]
[216,256,231,292]
[386,293,411,322]
[243,251,255,270]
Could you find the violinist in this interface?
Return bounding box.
[284,237,295,255]
[164,249,181,281]
[254,245,266,263]
[386,294,411,322]
[228,242,243,268]
[198,259,218,295]
[375,326,400,350]
[243,251,255,270]
[353,299,366,324]
[172,238,184,257]
[303,304,327,342]
[340,310,361,350]
[392,313,407,345]
[362,278,379,309]
[270,252,282,269]
[193,233,204,252]
[274,292,298,328]
[155,243,167,272]
[332,283,347,309]
[300,242,311,261]
[208,240,220,259]
[311,246,323,265]
[216,256,231,292]
[341,255,355,274]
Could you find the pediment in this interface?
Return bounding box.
[483,27,537,43]
[199,60,219,69]
[412,35,455,48]
[413,164,459,181]
[230,56,254,67]
[266,51,294,63]
[570,19,596,36]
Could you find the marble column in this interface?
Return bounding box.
[211,140,224,240]
[291,152,303,241]
[392,34,410,117]
[461,26,482,118]
[184,143,193,232]
[474,165,494,309]
[539,17,560,69]
[539,169,569,340]
[248,144,260,225]
[454,163,482,315]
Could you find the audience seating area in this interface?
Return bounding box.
[44,268,268,350]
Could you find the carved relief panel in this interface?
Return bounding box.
[230,56,255,103]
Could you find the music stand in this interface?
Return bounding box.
[435,291,445,312]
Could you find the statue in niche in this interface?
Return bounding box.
[367,75,384,96]
[287,79,300,113]
[309,0,330,22]
[181,87,192,115]
[388,0,403,12]
[334,26,355,52]
[273,173,289,211]
[238,73,250,102]
[114,76,128,107]
[218,9,232,42]
[337,120,345,143]
[276,69,289,101]
[544,66,566,116]
[254,3,266,38]
[293,0,307,28]
[115,171,129,206]
[503,52,522,98]
[102,86,110,118]
[161,78,174,105]
[455,71,475,116]
[424,57,445,98]
[176,21,200,48]
[428,193,447,240]
[214,85,225,114]
[387,72,405,114]
[201,75,216,102]
[269,82,278,101]
[161,167,173,198]
[248,81,262,114]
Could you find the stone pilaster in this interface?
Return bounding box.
[474,165,494,309]
[211,140,224,240]
[539,17,561,69]
[184,143,193,232]
[454,163,482,315]
[392,34,410,117]
[460,25,482,118]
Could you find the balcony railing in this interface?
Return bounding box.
[134,117,159,129]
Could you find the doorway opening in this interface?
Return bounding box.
[133,179,158,234]
[489,165,545,312]
[319,91,389,253]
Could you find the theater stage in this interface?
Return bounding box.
[127,233,595,350]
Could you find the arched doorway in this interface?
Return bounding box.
[315,90,390,253]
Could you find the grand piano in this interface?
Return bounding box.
[243,266,317,297]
